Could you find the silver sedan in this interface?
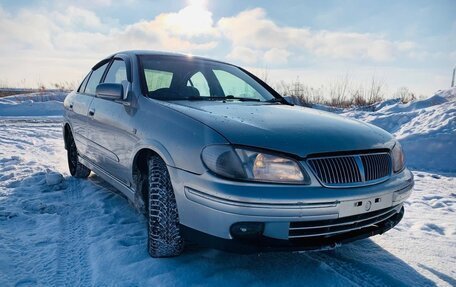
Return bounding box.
[62,50,414,257]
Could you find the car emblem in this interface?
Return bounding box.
[354,155,366,182]
[365,200,372,211]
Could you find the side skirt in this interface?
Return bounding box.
[78,155,136,202]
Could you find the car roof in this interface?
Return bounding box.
[105,50,232,66]
[94,50,283,100]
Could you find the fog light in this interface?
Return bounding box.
[230,222,264,239]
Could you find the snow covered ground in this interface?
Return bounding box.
[0,92,66,118]
[0,90,455,286]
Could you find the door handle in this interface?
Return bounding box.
[88,108,95,117]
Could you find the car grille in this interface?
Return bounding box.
[289,205,400,239]
[307,152,392,187]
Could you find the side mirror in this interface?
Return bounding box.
[96,83,123,100]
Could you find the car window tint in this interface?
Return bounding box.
[144,69,173,92]
[84,62,109,95]
[77,72,90,93]
[104,59,127,84]
[213,70,261,99]
[139,56,275,101]
[187,72,210,97]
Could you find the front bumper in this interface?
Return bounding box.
[169,166,413,251]
[181,206,404,253]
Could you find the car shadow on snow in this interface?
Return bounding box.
[83,174,437,287]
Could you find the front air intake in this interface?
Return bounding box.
[307,152,392,187]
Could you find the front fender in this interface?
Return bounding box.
[130,139,177,169]
[129,97,230,176]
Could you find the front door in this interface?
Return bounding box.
[85,58,138,185]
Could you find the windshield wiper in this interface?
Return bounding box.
[266,98,282,103]
[187,95,261,102]
[265,97,294,105]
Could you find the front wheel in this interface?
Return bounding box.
[147,155,184,257]
[67,132,91,178]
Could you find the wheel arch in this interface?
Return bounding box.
[132,148,159,180]
[131,143,175,175]
[131,144,176,209]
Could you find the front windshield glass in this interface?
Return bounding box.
[139,55,275,102]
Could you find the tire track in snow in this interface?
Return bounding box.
[0,179,61,286]
[55,179,92,287]
[306,252,391,287]
[306,251,407,287]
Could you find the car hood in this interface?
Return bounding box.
[161,101,394,157]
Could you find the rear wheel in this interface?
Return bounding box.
[146,155,184,257]
[67,132,91,178]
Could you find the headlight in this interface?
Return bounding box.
[201,145,310,184]
[392,142,405,173]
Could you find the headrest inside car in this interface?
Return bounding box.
[150,86,200,99]
[179,86,200,98]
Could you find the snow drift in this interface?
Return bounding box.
[339,88,456,173]
[0,92,66,118]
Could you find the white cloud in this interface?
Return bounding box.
[397,41,416,52]
[0,2,443,92]
[218,8,417,63]
[218,8,295,50]
[155,2,219,38]
[0,3,220,86]
[226,47,260,64]
[0,8,57,50]
[115,5,219,52]
[53,6,106,31]
[264,48,290,64]
[0,3,219,55]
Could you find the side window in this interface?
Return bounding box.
[84,62,109,95]
[77,73,90,93]
[213,70,261,99]
[144,69,173,92]
[187,72,210,97]
[104,59,127,84]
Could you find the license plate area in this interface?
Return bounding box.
[338,193,393,217]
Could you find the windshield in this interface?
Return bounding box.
[139,55,276,102]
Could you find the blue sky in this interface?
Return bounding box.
[0,0,455,96]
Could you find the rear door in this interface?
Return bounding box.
[86,58,137,185]
[68,61,109,157]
